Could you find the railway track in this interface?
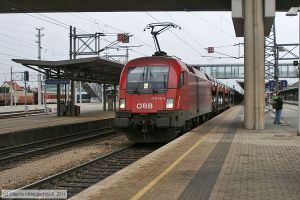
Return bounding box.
[16,144,161,198]
[0,128,119,170]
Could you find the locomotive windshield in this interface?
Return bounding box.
[126,66,169,93]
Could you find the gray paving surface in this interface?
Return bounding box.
[68,105,300,200]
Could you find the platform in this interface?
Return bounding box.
[70,105,300,200]
[0,104,115,148]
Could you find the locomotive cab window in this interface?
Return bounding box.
[126,66,169,94]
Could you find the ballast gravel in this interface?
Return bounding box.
[0,135,132,190]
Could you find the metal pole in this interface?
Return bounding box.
[44,82,48,113]
[57,70,61,116]
[298,10,300,136]
[14,80,16,106]
[73,27,76,59]
[79,82,82,104]
[103,84,107,111]
[4,74,6,106]
[10,66,13,106]
[36,27,44,107]
[275,46,279,93]
[25,79,27,111]
[126,47,129,63]
[69,26,73,60]
[113,84,117,111]
[71,17,76,117]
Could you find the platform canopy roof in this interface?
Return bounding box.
[0,0,295,13]
[12,57,124,84]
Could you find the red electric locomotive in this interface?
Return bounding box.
[115,55,214,142]
[114,22,236,142]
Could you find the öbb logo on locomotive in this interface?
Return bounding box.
[136,103,153,109]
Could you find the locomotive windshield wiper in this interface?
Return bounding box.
[149,68,158,94]
[132,67,146,94]
[163,75,167,88]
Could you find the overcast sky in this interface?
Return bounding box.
[0,11,298,85]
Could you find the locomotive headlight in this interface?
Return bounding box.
[166,98,174,109]
[119,99,126,109]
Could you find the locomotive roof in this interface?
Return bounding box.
[127,56,209,80]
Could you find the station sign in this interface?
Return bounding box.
[266,80,275,88]
[45,79,70,85]
[280,80,288,88]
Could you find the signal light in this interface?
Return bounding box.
[24,71,29,81]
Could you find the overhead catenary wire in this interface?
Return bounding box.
[0,33,66,60]
[2,0,88,34]
[0,52,27,59]
[164,12,207,50]
[2,0,154,60]
[163,12,212,62]
[67,13,154,57]
[189,12,236,40]
[70,13,154,50]
[0,32,36,47]
[165,12,243,60]
[145,12,210,61]
[166,13,243,61]
[0,45,36,58]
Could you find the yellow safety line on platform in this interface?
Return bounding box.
[130,107,238,200]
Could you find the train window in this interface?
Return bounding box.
[126,66,169,93]
[179,72,184,88]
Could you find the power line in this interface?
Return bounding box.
[0,62,20,67]
[214,12,234,26]
[1,1,87,34]
[72,13,154,50]
[24,13,69,30]
[164,12,208,50]
[131,49,148,57]
[0,52,26,58]
[0,67,10,70]
[164,12,243,60]
[0,32,35,46]
[189,12,236,39]
[2,0,153,58]
[0,38,33,49]
[0,44,35,57]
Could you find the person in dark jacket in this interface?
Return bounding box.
[273,93,283,124]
